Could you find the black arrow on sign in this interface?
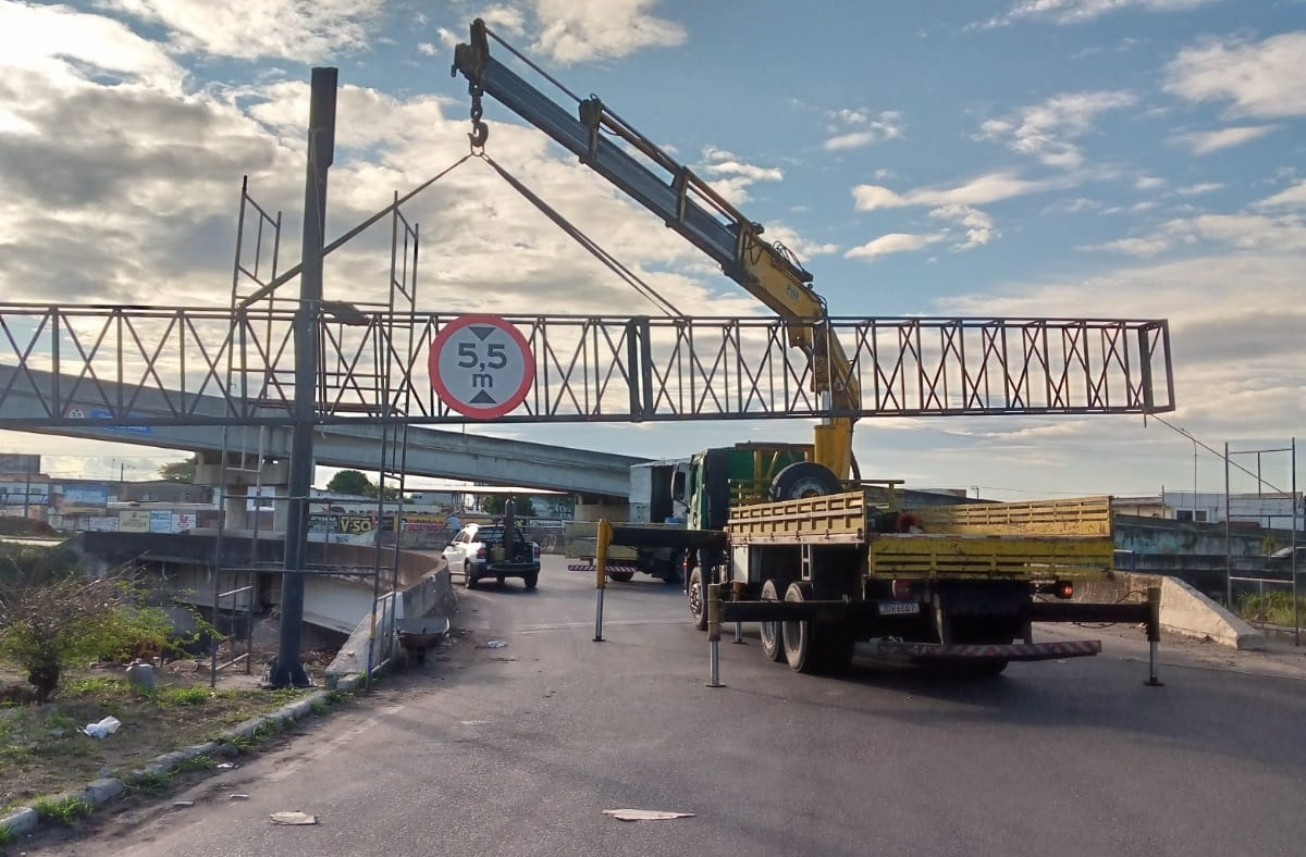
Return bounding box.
[470,390,497,405]
[470,326,494,341]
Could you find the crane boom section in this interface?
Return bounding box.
[453,21,860,478]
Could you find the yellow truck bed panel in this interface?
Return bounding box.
[912,496,1113,536]
[727,490,1116,579]
[869,534,1114,578]
[727,491,866,543]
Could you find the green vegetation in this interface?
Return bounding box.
[0,822,16,847]
[481,495,536,517]
[324,469,405,500]
[125,769,172,795]
[1238,591,1306,627]
[158,687,213,706]
[0,674,323,811]
[31,795,93,825]
[157,455,198,483]
[0,571,180,703]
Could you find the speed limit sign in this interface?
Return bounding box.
[428,315,535,419]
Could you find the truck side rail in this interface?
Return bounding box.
[912,496,1114,536]
[727,491,867,545]
[868,534,1114,578]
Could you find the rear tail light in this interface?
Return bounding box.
[1056,580,1074,600]
[891,579,913,600]
[533,543,541,559]
[476,546,486,559]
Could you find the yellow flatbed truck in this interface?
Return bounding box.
[599,491,1159,678]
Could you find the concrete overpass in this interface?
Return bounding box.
[0,366,644,498]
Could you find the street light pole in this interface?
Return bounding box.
[270,66,337,689]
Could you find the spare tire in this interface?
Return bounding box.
[769,462,843,501]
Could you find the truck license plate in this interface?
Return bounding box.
[878,600,920,616]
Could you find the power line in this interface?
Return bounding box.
[1148,414,1288,495]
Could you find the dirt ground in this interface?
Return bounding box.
[0,647,336,812]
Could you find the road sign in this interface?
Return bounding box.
[429,315,535,419]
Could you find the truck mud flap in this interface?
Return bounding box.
[869,639,1102,663]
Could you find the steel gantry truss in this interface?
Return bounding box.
[0,306,1174,428]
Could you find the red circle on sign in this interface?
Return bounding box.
[428,314,535,419]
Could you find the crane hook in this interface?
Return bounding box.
[468,120,489,151]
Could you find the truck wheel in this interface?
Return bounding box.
[464,562,478,589]
[524,573,538,590]
[760,579,785,662]
[688,568,708,631]
[770,462,843,501]
[782,582,819,672]
[608,570,635,583]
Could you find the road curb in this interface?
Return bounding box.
[0,685,342,844]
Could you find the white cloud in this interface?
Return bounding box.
[417,43,438,57]
[0,0,186,92]
[699,146,783,205]
[1172,125,1279,154]
[760,224,840,261]
[853,172,1069,212]
[852,184,909,211]
[1165,32,1306,118]
[1175,182,1224,196]
[1043,197,1101,215]
[823,108,904,151]
[436,27,460,51]
[1135,175,1166,190]
[480,5,528,36]
[98,0,384,62]
[1091,236,1174,257]
[929,205,997,251]
[934,253,1305,451]
[1086,213,1306,256]
[1258,181,1306,209]
[992,0,1221,26]
[845,232,944,261]
[532,0,687,64]
[980,90,1138,169]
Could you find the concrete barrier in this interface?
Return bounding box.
[1075,571,1266,651]
[1156,575,1267,651]
[325,563,456,686]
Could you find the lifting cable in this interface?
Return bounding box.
[475,152,684,318]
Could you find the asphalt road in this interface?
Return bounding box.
[26,556,1306,857]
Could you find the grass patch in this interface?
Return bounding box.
[157,687,214,707]
[0,667,326,812]
[1238,591,1306,627]
[31,795,93,825]
[173,754,216,774]
[125,770,172,796]
[0,823,16,847]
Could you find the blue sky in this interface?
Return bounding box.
[0,0,1302,500]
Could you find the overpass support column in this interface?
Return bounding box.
[195,454,291,534]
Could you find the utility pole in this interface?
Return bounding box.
[270,66,337,689]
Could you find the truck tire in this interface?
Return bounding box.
[760,579,785,662]
[464,562,478,589]
[782,581,854,674]
[607,570,635,583]
[524,573,538,590]
[770,462,843,501]
[688,568,708,631]
[782,582,819,673]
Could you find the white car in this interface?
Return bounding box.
[442,522,541,589]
